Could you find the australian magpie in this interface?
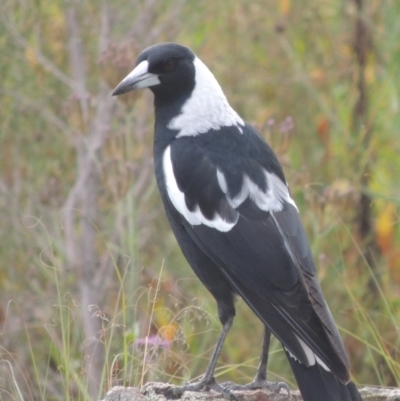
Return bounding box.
[112,43,362,401]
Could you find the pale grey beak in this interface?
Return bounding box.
[112,60,160,96]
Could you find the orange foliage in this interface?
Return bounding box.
[375,203,400,283]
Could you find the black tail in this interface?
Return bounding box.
[285,351,362,401]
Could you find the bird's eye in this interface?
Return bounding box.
[162,58,177,72]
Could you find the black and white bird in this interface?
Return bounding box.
[112,43,362,401]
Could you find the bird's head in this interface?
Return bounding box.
[112,42,243,137]
[112,43,196,99]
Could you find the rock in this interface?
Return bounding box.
[102,383,400,401]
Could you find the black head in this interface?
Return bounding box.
[112,43,196,101]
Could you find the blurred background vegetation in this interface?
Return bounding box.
[1,0,399,400]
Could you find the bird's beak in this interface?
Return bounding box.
[112,60,160,96]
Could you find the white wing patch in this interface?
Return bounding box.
[285,335,331,371]
[168,57,244,137]
[217,169,297,212]
[163,146,238,232]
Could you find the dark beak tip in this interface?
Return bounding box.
[111,86,122,97]
[112,82,135,96]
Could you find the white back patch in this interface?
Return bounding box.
[217,169,297,212]
[163,146,238,232]
[168,57,244,137]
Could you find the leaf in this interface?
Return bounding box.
[376,202,396,255]
[279,0,291,15]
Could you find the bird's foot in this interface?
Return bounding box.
[172,376,240,401]
[222,378,290,395]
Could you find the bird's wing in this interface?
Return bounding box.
[164,128,350,382]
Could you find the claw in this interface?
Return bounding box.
[222,379,291,396]
[172,376,240,400]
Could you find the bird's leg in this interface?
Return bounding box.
[222,326,290,395]
[253,323,271,382]
[172,316,239,400]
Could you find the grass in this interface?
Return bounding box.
[0,199,399,400]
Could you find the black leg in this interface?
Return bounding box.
[222,326,290,395]
[172,316,240,401]
[254,324,271,381]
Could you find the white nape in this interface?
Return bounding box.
[168,57,244,137]
[163,146,238,232]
